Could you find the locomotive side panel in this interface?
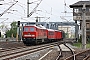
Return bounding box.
[36,28,47,39]
[55,31,62,41]
[47,30,55,39]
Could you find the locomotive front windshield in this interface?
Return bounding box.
[30,27,35,32]
[24,27,28,32]
[24,27,35,32]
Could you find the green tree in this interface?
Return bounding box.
[6,21,17,37]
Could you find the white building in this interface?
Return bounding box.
[58,26,75,38]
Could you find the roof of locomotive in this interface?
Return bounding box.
[47,29,62,32]
[54,30,62,32]
[24,25,46,29]
[47,29,55,31]
[24,25,62,32]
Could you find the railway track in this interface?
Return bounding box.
[65,49,90,60]
[0,46,27,52]
[0,39,75,60]
[55,43,75,60]
[0,42,59,60]
[37,41,75,60]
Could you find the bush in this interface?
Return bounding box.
[78,36,82,43]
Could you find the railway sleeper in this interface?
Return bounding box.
[83,55,90,60]
[76,55,87,60]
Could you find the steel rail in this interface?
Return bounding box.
[65,49,90,60]
[55,45,62,60]
[55,42,75,60]
[0,42,58,60]
[0,39,74,60]
[83,55,90,60]
[0,46,27,52]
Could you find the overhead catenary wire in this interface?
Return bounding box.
[36,8,70,22]
[6,0,49,22]
[0,1,22,23]
[0,0,73,23]
[7,11,25,18]
[35,0,73,22]
[0,2,26,19]
[28,0,41,4]
[2,0,70,22]
[0,18,8,23]
[8,9,25,17]
[37,1,62,21]
[0,1,18,17]
[28,0,43,17]
[16,4,26,15]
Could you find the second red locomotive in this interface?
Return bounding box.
[22,25,65,45]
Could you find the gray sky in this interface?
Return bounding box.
[0,0,83,24]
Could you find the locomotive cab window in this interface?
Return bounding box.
[30,27,35,32]
[24,27,28,32]
[48,31,54,35]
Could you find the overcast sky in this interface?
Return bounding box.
[0,0,85,24]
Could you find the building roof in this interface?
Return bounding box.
[70,1,90,8]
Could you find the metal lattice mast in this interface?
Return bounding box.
[27,0,42,17]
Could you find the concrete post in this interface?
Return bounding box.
[75,21,79,42]
[82,4,86,49]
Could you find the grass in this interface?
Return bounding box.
[73,42,90,48]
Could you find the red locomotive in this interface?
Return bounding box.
[22,25,65,45]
